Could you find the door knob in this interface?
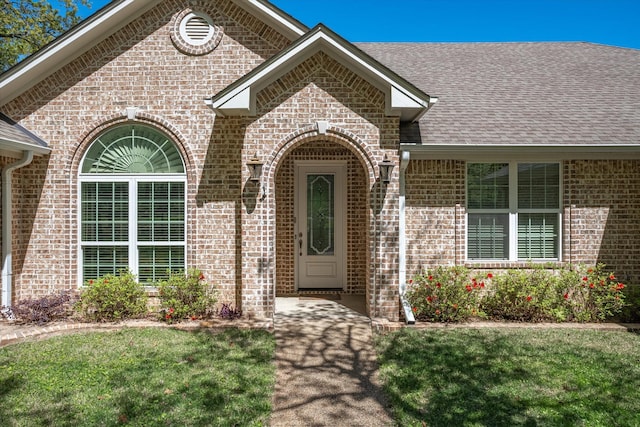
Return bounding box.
[298,232,303,255]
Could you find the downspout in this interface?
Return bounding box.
[2,150,34,307]
[398,150,414,324]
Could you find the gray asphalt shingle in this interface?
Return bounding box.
[357,42,640,146]
[0,112,48,149]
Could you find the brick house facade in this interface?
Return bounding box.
[1,0,639,322]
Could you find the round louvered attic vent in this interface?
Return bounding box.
[171,9,222,55]
[179,12,214,46]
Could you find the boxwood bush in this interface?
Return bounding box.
[77,270,148,322]
[156,268,217,322]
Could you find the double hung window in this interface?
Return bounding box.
[79,125,186,284]
[467,162,560,261]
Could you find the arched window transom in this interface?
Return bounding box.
[82,125,184,173]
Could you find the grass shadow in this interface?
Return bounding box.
[0,328,275,426]
[375,328,640,426]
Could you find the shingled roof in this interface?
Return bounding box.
[358,42,640,146]
[0,112,50,157]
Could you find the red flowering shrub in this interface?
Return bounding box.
[408,264,628,323]
[481,265,566,322]
[406,266,487,322]
[157,268,217,323]
[561,264,627,322]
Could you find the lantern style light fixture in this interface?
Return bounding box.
[379,154,395,184]
[246,153,264,182]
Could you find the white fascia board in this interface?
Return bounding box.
[209,33,325,114]
[210,28,432,119]
[0,140,50,157]
[232,0,307,40]
[0,0,160,105]
[319,34,431,109]
[401,143,640,161]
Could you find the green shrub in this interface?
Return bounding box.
[481,265,567,322]
[156,268,217,322]
[561,264,627,322]
[617,283,640,322]
[77,271,148,322]
[406,265,486,322]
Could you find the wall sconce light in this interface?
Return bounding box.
[379,155,395,184]
[247,153,264,182]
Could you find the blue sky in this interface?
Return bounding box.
[79,0,639,49]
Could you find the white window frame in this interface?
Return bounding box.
[77,174,187,286]
[466,161,562,262]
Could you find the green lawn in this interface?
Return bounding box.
[3,326,640,427]
[0,328,275,426]
[375,328,640,427]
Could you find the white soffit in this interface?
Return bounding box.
[0,141,50,158]
[208,25,435,122]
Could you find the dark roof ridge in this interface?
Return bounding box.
[355,41,639,51]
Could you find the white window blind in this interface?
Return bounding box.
[468,213,509,260]
[518,213,559,259]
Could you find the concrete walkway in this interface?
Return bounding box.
[270,296,394,426]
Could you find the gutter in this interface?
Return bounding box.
[2,150,34,307]
[398,150,415,324]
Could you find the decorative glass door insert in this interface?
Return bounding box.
[307,174,335,256]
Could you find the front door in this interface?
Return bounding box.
[295,162,346,289]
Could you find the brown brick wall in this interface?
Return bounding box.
[0,1,402,319]
[9,3,635,320]
[404,159,640,287]
[239,51,400,318]
[0,0,292,306]
[565,160,640,285]
[405,160,466,272]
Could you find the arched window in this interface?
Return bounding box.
[79,124,186,284]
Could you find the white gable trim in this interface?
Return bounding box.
[0,0,308,106]
[207,25,436,122]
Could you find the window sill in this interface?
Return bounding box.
[464,260,567,270]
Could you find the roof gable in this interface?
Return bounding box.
[207,24,437,122]
[0,0,308,106]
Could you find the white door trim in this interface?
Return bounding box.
[294,161,347,290]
